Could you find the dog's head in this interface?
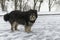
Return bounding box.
[29,9,38,22]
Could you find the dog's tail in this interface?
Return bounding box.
[4,13,10,21]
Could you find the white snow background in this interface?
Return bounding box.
[1,14,60,40]
[0,0,60,40]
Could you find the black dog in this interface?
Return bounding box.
[4,9,38,32]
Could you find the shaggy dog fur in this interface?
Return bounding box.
[4,9,38,32]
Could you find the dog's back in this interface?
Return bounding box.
[4,10,37,24]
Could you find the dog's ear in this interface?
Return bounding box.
[29,9,37,13]
[34,10,37,14]
[35,10,37,13]
[33,10,37,18]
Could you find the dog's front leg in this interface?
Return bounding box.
[25,25,31,32]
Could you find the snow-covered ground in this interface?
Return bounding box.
[0,14,60,40]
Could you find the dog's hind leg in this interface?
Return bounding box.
[15,22,18,31]
[11,22,17,31]
[11,23,13,31]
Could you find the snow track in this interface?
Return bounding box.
[0,15,60,40]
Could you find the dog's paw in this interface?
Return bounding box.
[15,29,20,31]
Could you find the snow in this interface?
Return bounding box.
[0,14,60,40]
[0,11,7,15]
